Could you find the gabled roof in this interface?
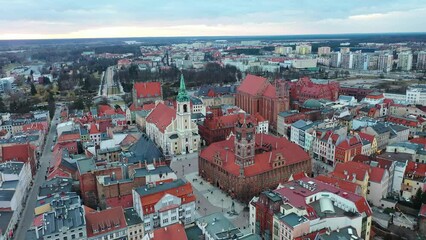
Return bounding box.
[274,176,372,218]
[315,175,360,194]
[134,82,162,98]
[85,207,127,237]
[151,223,188,240]
[237,74,268,96]
[262,84,276,98]
[405,161,426,178]
[332,161,370,182]
[358,132,375,143]
[135,179,195,215]
[199,133,310,177]
[2,143,32,162]
[145,103,176,133]
[410,137,426,148]
[89,123,100,135]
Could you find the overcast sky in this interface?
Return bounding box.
[1,0,426,40]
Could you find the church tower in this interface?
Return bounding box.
[176,73,193,154]
[234,116,255,176]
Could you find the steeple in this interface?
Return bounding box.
[177,73,189,102]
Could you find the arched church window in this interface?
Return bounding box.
[183,104,188,113]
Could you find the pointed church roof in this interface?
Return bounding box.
[177,74,190,102]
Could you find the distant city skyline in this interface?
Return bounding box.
[1,0,426,40]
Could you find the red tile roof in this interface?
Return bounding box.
[32,214,44,227]
[2,143,32,162]
[315,175,360,194]
[151,223,188,240]
[237,74,268,96]
[275,176,371,218]
[199,134,310,177]
[410,138,426,148]
[138,182,195,215]
[262,84,276,98]
[386,115,424,128]
[128,103,143,111]
[89,124,100,135]
[405,161,426,178]
[85,207,127,238]
[134,82,162,98]
[358,132,375,144]
[366,92,384,99]
[58,132,80,143]
[105,195,133,209]
[332,161,370,182]
[336,135,362,150]
[142,103,156,111]
[369,167,386,183]
[98,105,114,116]
[291,172,308,181]
[23,122,48,133]
[146,103,176,133]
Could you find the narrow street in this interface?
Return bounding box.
[13,107,60,240]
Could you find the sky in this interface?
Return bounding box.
[0,0,426,40]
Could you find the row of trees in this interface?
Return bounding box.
[117,63,241,95]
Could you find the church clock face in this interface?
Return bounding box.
[236,132,241,140]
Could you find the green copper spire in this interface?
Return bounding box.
[177,73,189,102]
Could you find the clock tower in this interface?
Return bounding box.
[176,73,193,154]
[234,116,255,173]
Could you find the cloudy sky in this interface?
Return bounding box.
[1,0,426,40]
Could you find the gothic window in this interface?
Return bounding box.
[183,104,188,113]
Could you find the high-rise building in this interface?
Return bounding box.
[317,46,331,56]
[295,44,312,55]
[330,52,342,68]
[417,51,426,70]
[378,54,393,73]
[341,53,354,69]
[352,52,369,70]
[397,52,413,71]
[340,47,351,54]
[368,55,379,70]
[275,46,293,55]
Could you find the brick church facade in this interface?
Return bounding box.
[198,118,311,202]
[235,75,289,132]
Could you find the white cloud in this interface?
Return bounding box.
[0,0,425,39]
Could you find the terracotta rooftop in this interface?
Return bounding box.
[89,123,100,135]
[85,207,127,238]
[146,103,176,133]
[237,74,269,96]
[135,180,195,215]
[275,176,372,219]
[315,175,360,194]
[134,82,162,98]
[150,223,188,240]
[199,133,310,177]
